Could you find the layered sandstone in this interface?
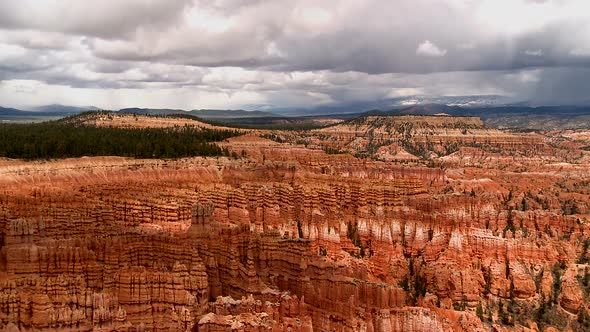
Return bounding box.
[0,116,589,331]
[271,115,544,163]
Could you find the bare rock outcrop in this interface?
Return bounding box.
[0,117,589,331]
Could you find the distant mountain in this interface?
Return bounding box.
[118,107,277,119]
[271,95,517,116]
[0,106,31,116]
[4,102,590,130]
[271,101,392,116]
[396,104,466,116]
[189,109,276,119]
[396,95,516,108]
[470,105,590,130]
[1,105,100,123]
[29,104,99,113]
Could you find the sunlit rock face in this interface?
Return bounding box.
[0,117,589,331]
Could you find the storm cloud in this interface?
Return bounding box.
[0,0,589,110]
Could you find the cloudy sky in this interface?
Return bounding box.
[0,0,589,110]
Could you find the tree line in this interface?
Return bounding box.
[0,122,241,160]
[163,113,327,130]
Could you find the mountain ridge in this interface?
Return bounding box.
[28,104,100,113]
[117,107,277,119]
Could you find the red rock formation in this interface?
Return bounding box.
[0,116,589,331]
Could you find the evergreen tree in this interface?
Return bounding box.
[0,119,241,160]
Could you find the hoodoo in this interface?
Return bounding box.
[0,114,589,330]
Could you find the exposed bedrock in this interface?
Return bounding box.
[0,125,589,331]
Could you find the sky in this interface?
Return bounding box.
[0,0,590,110]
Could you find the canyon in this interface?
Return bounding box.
[0,114,589,331]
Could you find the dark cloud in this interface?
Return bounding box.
[0,0,589,108]
[531,67,590,105]
[0,0,191,39]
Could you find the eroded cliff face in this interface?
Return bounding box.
[268,115,545,163]
[0,116,589,331]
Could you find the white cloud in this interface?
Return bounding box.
[0,43,27,59]
[0,0,589,108]
[505,68,542,83]
[416,40,447,57]
[386,88,424,98]
[0,79,265,110]
[525,49,543,56]
[474,0,588,36]
[184,7,236,33]
[400,99,419,106]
